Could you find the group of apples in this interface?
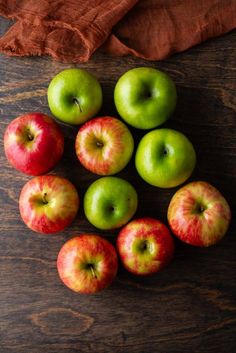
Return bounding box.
[4,67,231,294]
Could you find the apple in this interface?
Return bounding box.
[19,175,79,234]
[117,218,174,275]
[57,234,118,294]
[75,116,134,175]
[114,67,177,129]
[84,177,138,230]
[47,68,102,125]
[167,181,231,247]
[135,128,196,188]
[4,112,64,175]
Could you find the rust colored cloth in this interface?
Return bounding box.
[0,0,235,62]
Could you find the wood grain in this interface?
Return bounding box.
[0,17,236,353]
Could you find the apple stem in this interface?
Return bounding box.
[73,97,82,113]
[26,130,34,141]
[90,266,97,279]
[96,141,104,148]
[42,193,48,205]
[194,202,206,214]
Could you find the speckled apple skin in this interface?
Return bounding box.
[75,116,134,175]
[117,218,174,275]
[4,112,64,175]
[57,235,118,294]
[167,181,231,247]
[19,175,79,234]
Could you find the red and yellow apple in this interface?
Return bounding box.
[19,175,79,234]
[4,112,64,175]
[75,116,134,175]
[117,218,174,275]
[167,181,231,247]
[57,234,118,294]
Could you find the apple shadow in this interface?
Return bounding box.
[166,84,234,207]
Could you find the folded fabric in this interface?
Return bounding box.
[0,0,235,62]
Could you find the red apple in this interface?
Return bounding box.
[167,181,231,247]
[4,112,64,175]
[75,116,134,175]
[117,218,174,275]
[19,175,79,234]
[57,234,118,294]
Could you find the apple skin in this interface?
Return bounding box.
[135,129,196,188]
[117,218,174,275]
[4,112,64,175]
[47,68,102,125]
[19,175,79,234]
[84,177,138,230]
[75,116,134,175]
[114,67,177,129]
[57,234,118,294]
[167,181,231,247]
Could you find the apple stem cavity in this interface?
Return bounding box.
[162,146,169,156]
[194,202,206,214]
[109,205,115,212]
[73,97,82,113]
[139,240,148,252]
[198,205,205,213]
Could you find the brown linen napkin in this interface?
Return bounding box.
[104,0,236,60]
[0,0,235,62]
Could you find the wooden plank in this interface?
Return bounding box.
[0,17,235,353]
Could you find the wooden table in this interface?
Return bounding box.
[0,17,235,353]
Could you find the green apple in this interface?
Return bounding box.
[84,177,138,230]
[47,68,102,125]
[135,129,196,188]
[114,67,177,129]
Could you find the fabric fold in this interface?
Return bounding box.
[0,0,235,62]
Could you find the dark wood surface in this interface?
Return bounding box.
[0,17,236,353]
